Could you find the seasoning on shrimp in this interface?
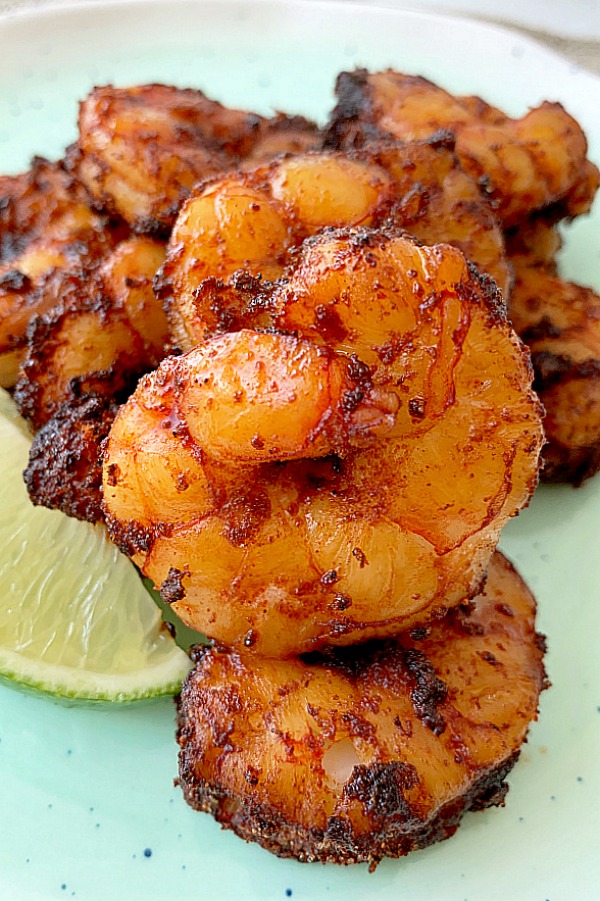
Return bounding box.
[103,227,543,658]
[157,141,511,354]
[325,69,599,226]
[176,552,547,866]
[14,236,168,432]
[322,70,600,484]
[72,83,319,234]
[24,395,119,524]
[0,158,119,387]
[506,216,600,483]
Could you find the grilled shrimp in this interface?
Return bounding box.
[103,228,543,658]
[0,158,118,387]
[24,395,118,523]
[158,141,510,352]
[176,552,547,866]
[325,70,599,226]
[73,84,319,233]
[243,112,322,163]
[0,156,102,264]
[506,220,600,483]
[14,236,168,431]
[376,139,511,295]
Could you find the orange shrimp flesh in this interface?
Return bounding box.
[74,84,319,233]
[159,143,510,353]
[506,222,600,483]
[176,552,547,866]
[0,158,120,388]
[325,70,599,227]
[14,236,167,431]
[103,228,543,658]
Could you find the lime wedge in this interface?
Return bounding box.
[0,387,191,703]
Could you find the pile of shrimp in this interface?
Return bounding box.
[178,552,547,866]
[1,85,320,519]
[326,69,600,482]
[104,222,543,656]
[3,68,598,865]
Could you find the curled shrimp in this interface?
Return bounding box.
[15,236,168,431]
[73,84,319,233]
[103,228,543,658]
[0,158,118,387]
[177,552,547,866]
[506,218,600,483]
[157,141,510,353]
[0,156,101,264]
[325,69,599,226]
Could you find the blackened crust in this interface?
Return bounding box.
[175,553,546,867]
[23,394,118,523]
[176,731,519,868]
[323,69,381,151]
[533,354,600,485]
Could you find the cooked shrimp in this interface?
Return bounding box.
[176,552,547,866]
[506,221,600,483]
[0,158,118,387]
[14,236,168,431]
[244,112,321,163]
[24,395,118,523]
[103,228,543,658]
[325,69,599,226]
[158,141,510,352]
[73,84,319,233]
[0,156,102,264]
[374,139,511,295]
[0,158,124,388]
[505,213,563,267]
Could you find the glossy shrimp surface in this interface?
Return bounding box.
[325,69,599,226]
[0,158,118,387]
[103,228,543,657]
[159,142,510,353]
[15,236,168,431]
[177,552,547,866]
[74,84,319,233]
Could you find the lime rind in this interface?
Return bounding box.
[0,646,187,703]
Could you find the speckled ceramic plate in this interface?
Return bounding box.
[1,2,599,899]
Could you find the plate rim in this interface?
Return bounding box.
[2,0,600,90]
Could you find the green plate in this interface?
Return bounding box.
[1,2,599,899]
